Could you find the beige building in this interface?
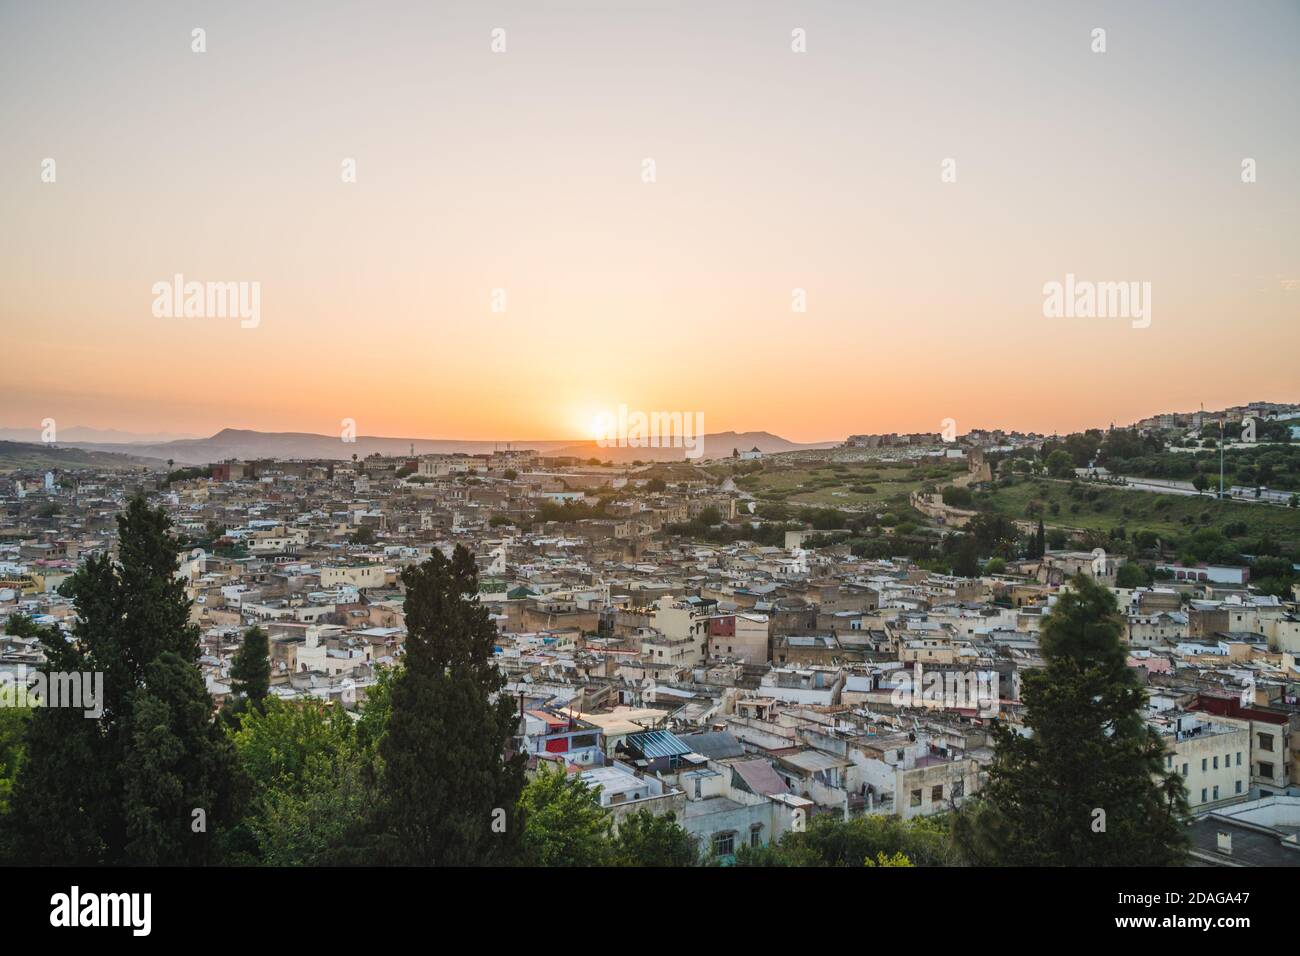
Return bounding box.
[707,612,769,666]
[320,564,388,590]
[1157,714,1251,811]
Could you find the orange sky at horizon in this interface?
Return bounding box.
[2,1,1297,444]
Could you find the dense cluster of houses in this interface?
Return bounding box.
[3,448,1299,863]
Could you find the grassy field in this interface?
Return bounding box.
[976,477,1300,547]
[709,457,966,509]
[637,461,708,483]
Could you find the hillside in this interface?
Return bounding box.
[976,476,1300,549]
[0,441,163,473]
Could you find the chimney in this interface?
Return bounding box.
[1216,830,1233,855]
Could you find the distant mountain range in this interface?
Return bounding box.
[0,426,199,444]
[23,427,836,467]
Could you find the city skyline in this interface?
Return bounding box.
[0,395,1293,451]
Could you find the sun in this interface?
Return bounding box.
[570,403,615,441]
[587,411,617,442]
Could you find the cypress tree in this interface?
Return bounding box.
[225,625,271,721]
[373,545,524,864]
[122,652,245,864]
[955,574,1188,865]
[4,495,244,864]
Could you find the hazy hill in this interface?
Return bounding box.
[0,441,163,473]
[61,429,573,466]
[0,426,199,443]
[57,428,836,466]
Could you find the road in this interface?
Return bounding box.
[1110,475,1293,506]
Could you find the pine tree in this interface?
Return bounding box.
[373,546,524,864]
[227,625,270,715]
[4,495,245,864]
[122,652,245,864]
[954,574,1188,865]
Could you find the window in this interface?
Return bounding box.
[910,789,922,807]
[1213,785,1219,800]
[1182,763,1188,777]
[1259,733,1275,753]
[1235,781,1243,794]
[1213,756,1219,770]
[953,779,964,799]
[1236,752,1242,766]
[1201,758,1207,772]
[749,824,763,848]
[1259,761,1274,778]
[931,785,943,803]
[712,832,735,857]
[1165,755,1172,768]
[1201,788,1207,803]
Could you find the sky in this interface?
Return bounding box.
[1,0,1297,443]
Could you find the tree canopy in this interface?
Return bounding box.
[954,574,1188,866]
[3,495,245,865]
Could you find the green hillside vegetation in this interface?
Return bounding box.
[1107,443,1300,492]
[727,458,965,508]
[973,476,1300,549]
